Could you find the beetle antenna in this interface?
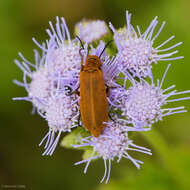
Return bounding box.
[99,40,113,58]
[76,35,84,49]
[76,35,85,57]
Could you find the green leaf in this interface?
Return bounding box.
[82,148,99,160]
[60,127,90,149]
[61,127,100,160]
[82,148,94,160]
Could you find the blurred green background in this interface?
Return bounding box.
[1,0,190,189]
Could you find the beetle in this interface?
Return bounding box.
[76,37,112,137]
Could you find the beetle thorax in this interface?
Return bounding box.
[83,55,102,71]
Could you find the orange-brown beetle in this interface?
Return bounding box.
[78,38,112,137]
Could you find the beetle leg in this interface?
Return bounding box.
[105,85,110,96]
[108,113,115,122]
[64,85,80,96]
[77,113,82,127]
[105,84,119,97]
[64,86,72,95]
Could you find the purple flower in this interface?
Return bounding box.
[118,64,190,128]
[39,79,80,156]
[33,17,81,82]
[74,121,151,183]
[75,20,108,43]
[13,49,50,113]
[109,11,183,77]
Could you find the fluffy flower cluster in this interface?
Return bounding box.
[109,11,183,77]
[14,11,190,183]
[75,20,108,43]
